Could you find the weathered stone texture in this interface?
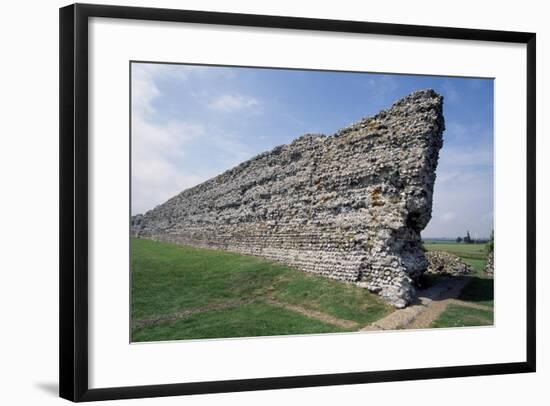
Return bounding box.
[132,89,445,307]
[425,251,473,276]
[485,252,494,277]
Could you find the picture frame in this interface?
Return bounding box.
[59,3,536,402]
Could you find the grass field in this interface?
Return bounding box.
[423,242,488,261]
[131,238,392,342]
[424,241,494,327]
[431,304,493,328]
[131,239,494,341]
[132,302,346,341]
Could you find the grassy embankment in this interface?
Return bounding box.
[131,238,392,342]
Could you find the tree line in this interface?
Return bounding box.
[456,230,494,254]
[455,230,491,245]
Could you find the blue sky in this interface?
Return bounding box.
[131,62,494,239]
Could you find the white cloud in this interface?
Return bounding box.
[438,144,493,169]
[207,94,259,112]
[364,75,399,97]
[132,63,211,117]
[440,212,456,223]
[131,64,259,214]
[131,116,210,214]
[131,64,209,214]
[132,65,160,118]
[424,162,493,238]
[444,120,493,147]
[441,81,461,103]
[423,128,494,238]
[444,121,468,138]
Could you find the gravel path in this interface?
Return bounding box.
[361,277,483,331]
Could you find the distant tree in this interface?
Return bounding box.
[486,229,494,254]
[456,236,463,243]
[464,231,472,244]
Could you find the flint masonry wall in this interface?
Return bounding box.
[132,89,445,307]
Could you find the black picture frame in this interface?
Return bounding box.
[59,3,536,402]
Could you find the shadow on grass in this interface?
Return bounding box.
[417,273,444,289]
[416,273,494,307]
[459,276,494,306]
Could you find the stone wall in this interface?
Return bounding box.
[425,251,473,276]
[132,89,445,307]
[485,252,494,277]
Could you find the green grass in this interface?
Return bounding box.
[424,241,492,277]
[417,272,445,289]
[424,242,488,261]
[425,240,493,307]
[132,239,496,340]
[132,301,348,342]
[458,277,494,308]
[131,238,392,341]
[461,258,487,275]
[431,304,493,328]
[271,273,390,325]
[131,239,287,320]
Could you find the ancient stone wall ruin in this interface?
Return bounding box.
[132,89,445,307]
[425,251,472,276]
[485,252,494,277]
